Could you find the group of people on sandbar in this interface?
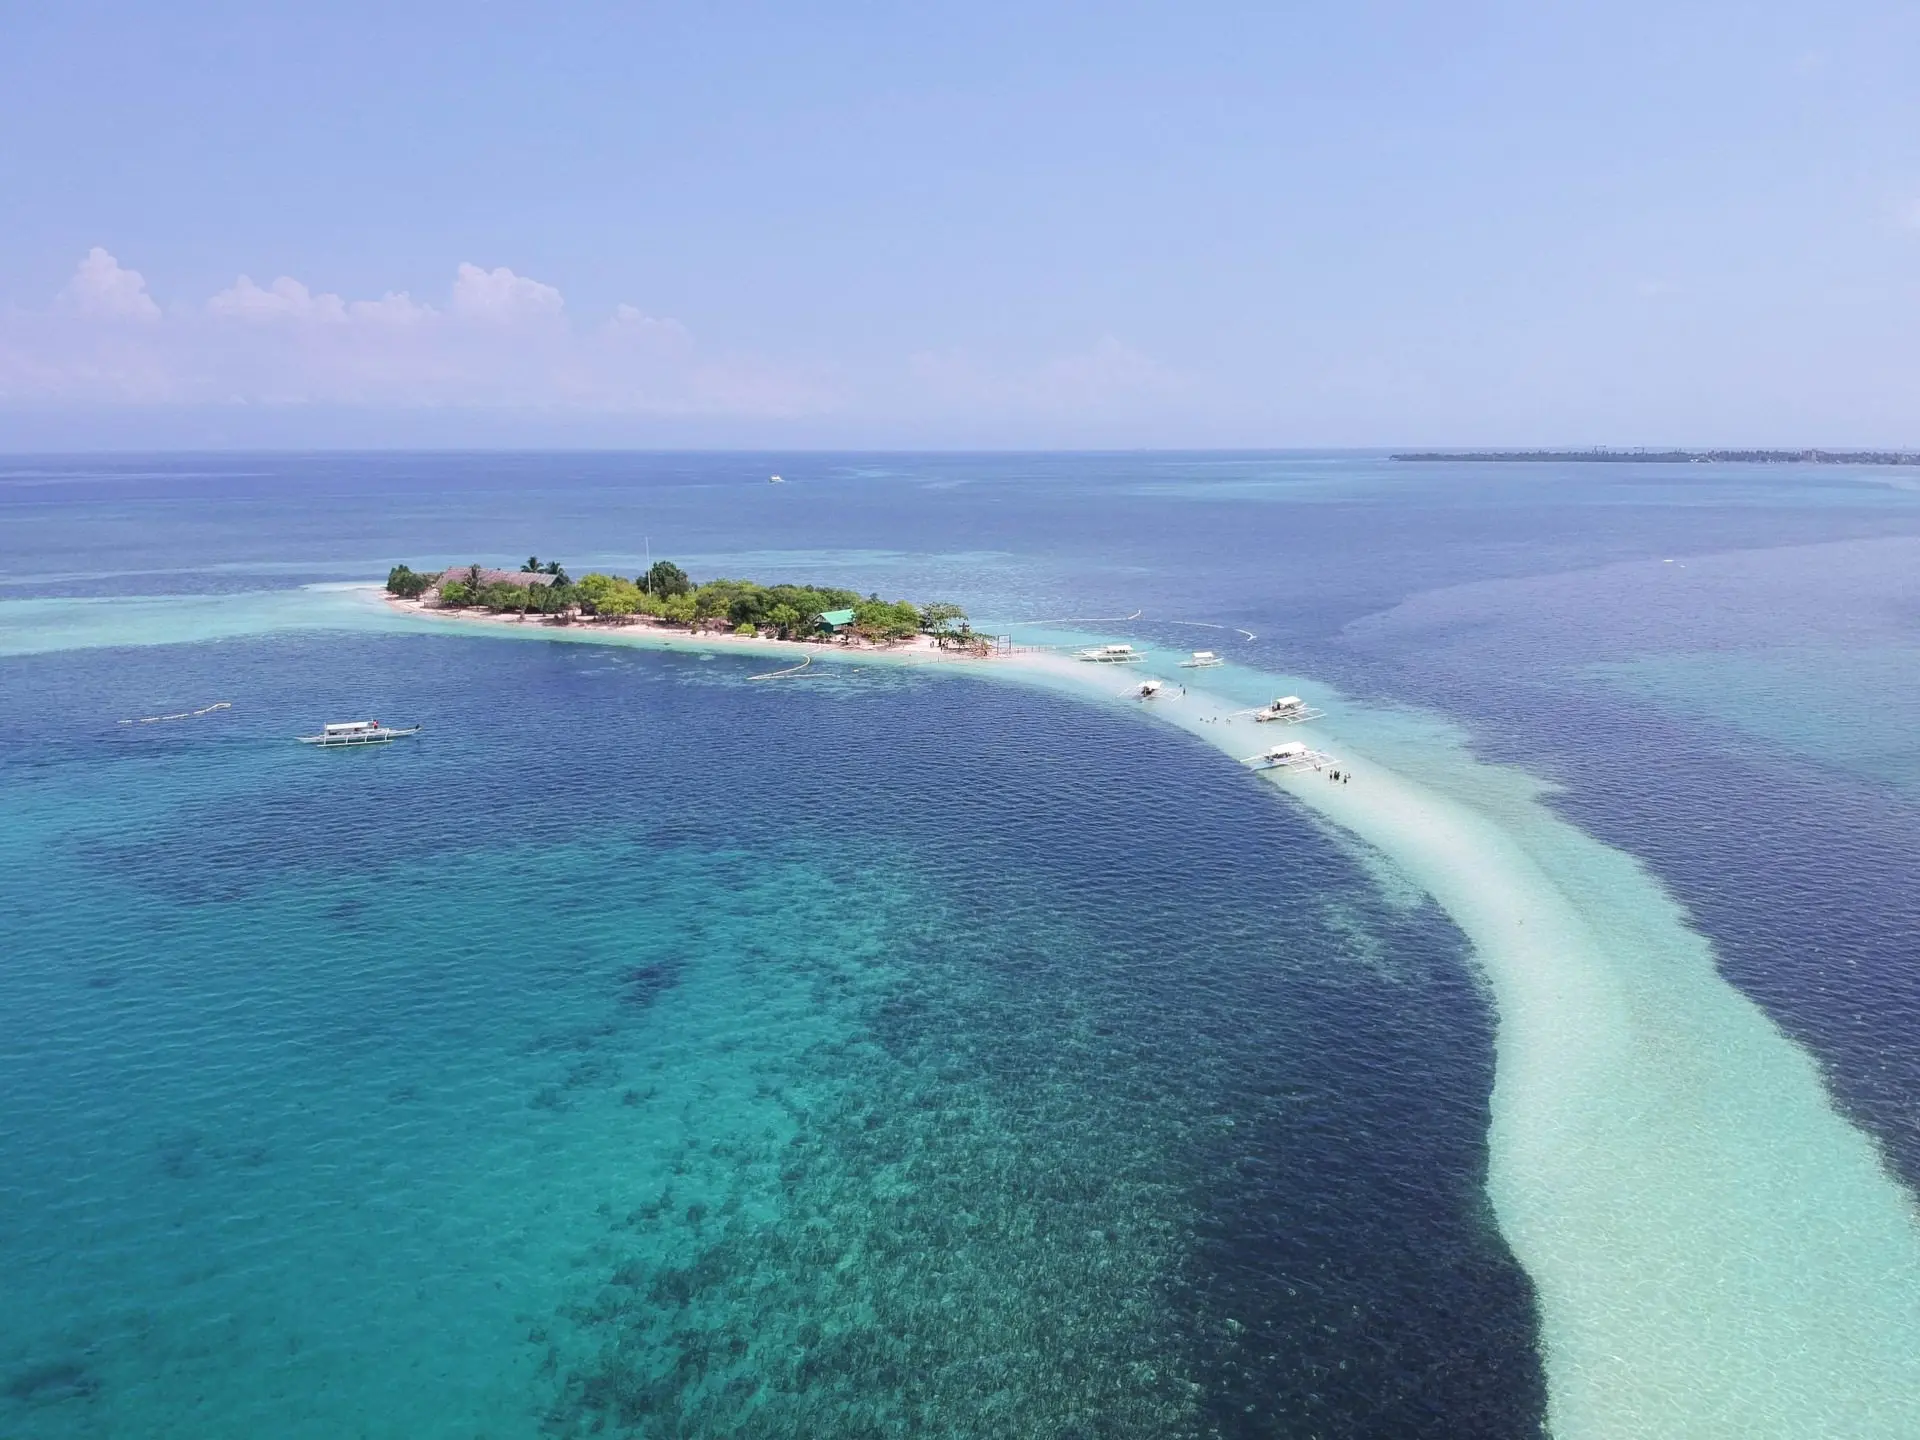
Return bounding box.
[1326,768,1351,784]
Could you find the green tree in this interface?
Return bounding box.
[575,572,618,612]
[920,602,967,637]
[642,560,691,597]
[727,589,769,630]
[854,598,921,642]
[478,581,529,612]
[597,578,642,620]
[385,564,433,599]
[692,584,733,628]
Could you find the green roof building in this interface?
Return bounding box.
[818,608,857,631]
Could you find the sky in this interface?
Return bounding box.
[2,0,1918,449]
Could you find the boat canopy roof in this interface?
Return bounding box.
[1267,742,1308,757]
[1191,650,1216,659]
[1273,696,1303,708]
[323,721,377,733]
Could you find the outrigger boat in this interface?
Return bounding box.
[297,719,422,747]
[1179,651,1223,668]
[1242,741,1332,773]
[1137,679,1167,699]
[1251,695,1325,724]
[1077,643,1144,664]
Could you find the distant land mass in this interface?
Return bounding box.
[1392,448,1920,465]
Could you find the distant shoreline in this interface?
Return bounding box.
[1392,448,1920,465]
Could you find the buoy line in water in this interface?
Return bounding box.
[1006,608,1145,625]
[118,701,231,725]
[1145,617,1260,642]
[1007,610,1258,642]
[747,655,812,681]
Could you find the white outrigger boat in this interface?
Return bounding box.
[1242,741,1332,773]
[1137,678,1167,699]
[1179,651,1223,668]
[1077,643,1144,664]
[297,720,422,748]
[1251,695,1325,724]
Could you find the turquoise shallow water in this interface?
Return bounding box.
[7,451,1920,1435]
[1,632,1535,1436]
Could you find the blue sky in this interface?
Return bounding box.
[3,1,1917,448]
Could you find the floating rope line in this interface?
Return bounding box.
[1093,614,1264,643]
[748,655,812,682]
[1005,610,1255,640]
[1005,609,1144,626]
[119,701,232,725]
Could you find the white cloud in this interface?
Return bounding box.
[348,291,434,325]
[57,247,160,321]
[607,303,692,346]
[449,262,564,322]
[5,250,1175,433]
[208,275,348,322]
[207,275,433,326]
[1,249,831,419]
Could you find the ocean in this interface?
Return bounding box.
[3,451,1918,1437]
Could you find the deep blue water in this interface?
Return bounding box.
[4,451,1919,1435]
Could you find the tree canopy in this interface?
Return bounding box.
[642,561,691,597]
[385,564,434,599]
[393,554,967,647]
[576,572,642,620]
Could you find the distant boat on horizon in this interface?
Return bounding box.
[769,474,785,483]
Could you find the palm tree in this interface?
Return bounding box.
[522,556,542,572]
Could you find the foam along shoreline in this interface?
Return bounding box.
[1007,647,1920,1439]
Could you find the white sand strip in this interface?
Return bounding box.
[1006,648,1920,1439]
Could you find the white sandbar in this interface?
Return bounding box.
[1007,648,1920,1439]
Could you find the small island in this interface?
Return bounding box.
[1391,448,1920,465]
[384,556,988,653]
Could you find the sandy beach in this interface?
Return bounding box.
[381,593,995,667]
